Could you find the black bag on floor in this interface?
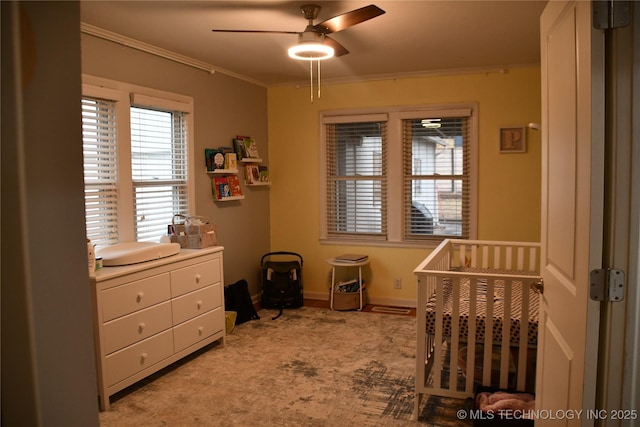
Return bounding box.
[224,279,260,325]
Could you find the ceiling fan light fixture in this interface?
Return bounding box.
[288,30,334,60]
[288,42,334,60]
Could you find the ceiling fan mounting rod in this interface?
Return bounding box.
[300,4,321,21]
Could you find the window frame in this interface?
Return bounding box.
[82,75,195,247]
[319,103,478,248]
[322,114,389,241]
[81,95,121,247]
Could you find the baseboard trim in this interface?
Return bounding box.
[303,290,417,308]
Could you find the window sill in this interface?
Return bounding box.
[319,238,442,250]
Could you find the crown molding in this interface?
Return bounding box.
[279,63,540,89]
[80,23,267,88]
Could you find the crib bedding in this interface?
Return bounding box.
[424,269,540,347]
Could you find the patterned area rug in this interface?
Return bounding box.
[99,307,471,426]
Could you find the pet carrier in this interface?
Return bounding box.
[261,251,303,320]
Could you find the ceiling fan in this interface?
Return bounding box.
[211,4,385,60]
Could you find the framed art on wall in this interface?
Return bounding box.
[499,127,526,153]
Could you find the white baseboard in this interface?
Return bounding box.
[303,290,417,309]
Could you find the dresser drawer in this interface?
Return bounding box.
[173,308,223,353]
[103,301,172,354]
[105,329,173,387]
[170,259,220,297]
[172,284,222,326]
[101,273,171,322]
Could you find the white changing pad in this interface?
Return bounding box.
[97,242,181,266]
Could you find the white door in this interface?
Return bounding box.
[537,1,605,423]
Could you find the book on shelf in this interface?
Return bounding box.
[258,165,269,182]
[334,254,368,263]
[242,137,260,158]
[212,177,231,199]
[205,148,226,170]
[212,150,226,170]
[204,148,215,171]
[233,138,246,160]
[226,175,243,197]
[225,152,238,170]
[211,177,219,199]
[244,164,260,184]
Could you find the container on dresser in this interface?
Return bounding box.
[90,246,226,410]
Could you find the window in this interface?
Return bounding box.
[82,97,119,247]
[81,78,194,247]
[324,115,388,240]
[403,116,471,241]
[130,106,189,242]
[320,105,477,246]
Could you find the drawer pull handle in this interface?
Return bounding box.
[195,274,201,283]
[140,353,148,363]
[136,292,144,302]
[138,322,146,333]
[198,326,204,335]
[196,300,203,309]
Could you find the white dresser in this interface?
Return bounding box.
[90,247,225,410]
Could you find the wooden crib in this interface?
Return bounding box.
[413,239,541,415]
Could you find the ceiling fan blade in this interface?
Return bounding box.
[324,36,349,57]
[211,29,299,35]
[313,4,385,34]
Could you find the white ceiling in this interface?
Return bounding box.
[80,0,547,87]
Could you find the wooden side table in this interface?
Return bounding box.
[326,258,369,311]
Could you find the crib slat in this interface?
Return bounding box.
[481,245,488,269]
[500,246,513,270]
[465,277,478,394]
[459,244,467,268]
[517,247,525,271]
[432,277,445,392]
[415,276,428,410]
[482,279,495,386]
[529,247,538,272]
[500,281,513,389]
[471,245,477,268]
[449,278,461,392]
[516,280,531,391]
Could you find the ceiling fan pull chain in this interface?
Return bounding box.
[317,60,321,99]
[310,60,314,103]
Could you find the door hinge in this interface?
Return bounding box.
[590,269,625,302]
[593,1,631,30]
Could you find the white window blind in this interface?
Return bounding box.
[325,119,388,239]
[130,106,189,242]
[403,115,471,240]
[82,97,119,247]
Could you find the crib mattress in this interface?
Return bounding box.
[424,271,540,346]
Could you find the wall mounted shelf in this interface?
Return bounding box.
[241,158,270,187]
[206,168,239,175]
[214,195,244,201]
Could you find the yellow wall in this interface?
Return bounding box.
[267,67,541,306]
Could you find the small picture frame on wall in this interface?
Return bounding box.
[499,127,526,153]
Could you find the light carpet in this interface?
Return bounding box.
[99,306,471,426]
